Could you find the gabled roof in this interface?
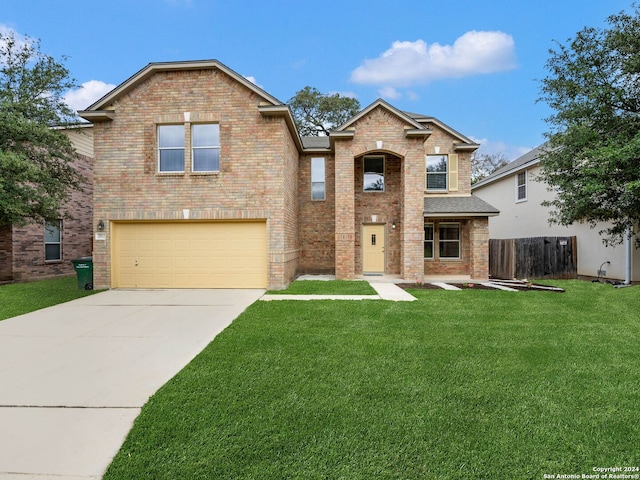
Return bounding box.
[404,111,480,151]
[335,99,425,132]
[77,59,305,152]
[472,143,548,190]
[424,196,500,217]
[78,59,283,121]
[329,99,479,151]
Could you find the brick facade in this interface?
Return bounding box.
[298,154,335,273]
[89,67,299,289]
[82,61,494,288]
[0,147,93,283]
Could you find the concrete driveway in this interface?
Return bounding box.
[0,288,263,479]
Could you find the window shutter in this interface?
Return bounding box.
[448,154,459,191]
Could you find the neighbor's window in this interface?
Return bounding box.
[192,124,220,172]
[439,223,460,259]
[311,157,326,200]
[363,156,385,192]
[424,223,434,259]
[45,220,62,261]
[426,155,448,191]
[516,171,527,201]
[158,125,185,172]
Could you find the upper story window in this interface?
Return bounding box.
[158,125,185,172]
[363,156,385,192]
[311,157,326,200]
[44,220,62,262]
[516,171,527,202]
[426,155,448,191]
[192,124,220,172]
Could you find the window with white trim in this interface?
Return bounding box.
[363,156,385,192]
[192,124,220,172]
[158,125,185,172]
[44,220,62,261]
[516,171,527,201]
[424,223,434,259]
[426,155,448,191]
[311,157,326,200]
[438,223,461,259]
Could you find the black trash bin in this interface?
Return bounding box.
[71,256,93,290]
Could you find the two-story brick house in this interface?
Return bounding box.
[79,60,498,290]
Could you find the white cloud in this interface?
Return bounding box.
[244,75,266,90]
[350,31,516,86]
[64,80,116,112]
[378,86,401,100]
[471,136,531,162]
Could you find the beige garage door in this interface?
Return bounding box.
[112,221,267,288]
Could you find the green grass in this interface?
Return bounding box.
[0,276,100,320]
[104,280,640,479]
[267,279,377,295]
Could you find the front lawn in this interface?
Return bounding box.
[267,279,377,295]
[104,281,640,479]
[0,276,100,321]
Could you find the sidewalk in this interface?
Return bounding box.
[260,281,416,302]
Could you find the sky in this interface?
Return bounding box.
[1,0,635,160]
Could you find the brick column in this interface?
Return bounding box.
[470,217,490,279]
[401,143,426,281]
[334,141,355,279]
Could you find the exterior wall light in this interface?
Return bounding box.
[97,220,105,231]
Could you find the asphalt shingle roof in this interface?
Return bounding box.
[472,143,548,189]
[424,196,500,216]
[301,137,330,149]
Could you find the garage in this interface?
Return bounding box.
[111,221,267,288]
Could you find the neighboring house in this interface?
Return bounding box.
[0,124,94,282]
[472,145,640,282]
[79,60,499,290]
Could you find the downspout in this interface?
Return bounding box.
[624,224,632,285]
[615,224,633,288]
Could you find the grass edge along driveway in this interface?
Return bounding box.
[0,276,100,321]
[99,280,638,478]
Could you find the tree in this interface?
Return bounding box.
[538,5,640,245]
[471,152,509,184]
[288,86,360,136]
[0,31,84,226]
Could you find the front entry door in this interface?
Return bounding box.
[363,224,385,273]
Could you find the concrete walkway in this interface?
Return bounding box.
[0,288,263,479]
[260,281,416,302]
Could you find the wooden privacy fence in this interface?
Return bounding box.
[489,236,577,280]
